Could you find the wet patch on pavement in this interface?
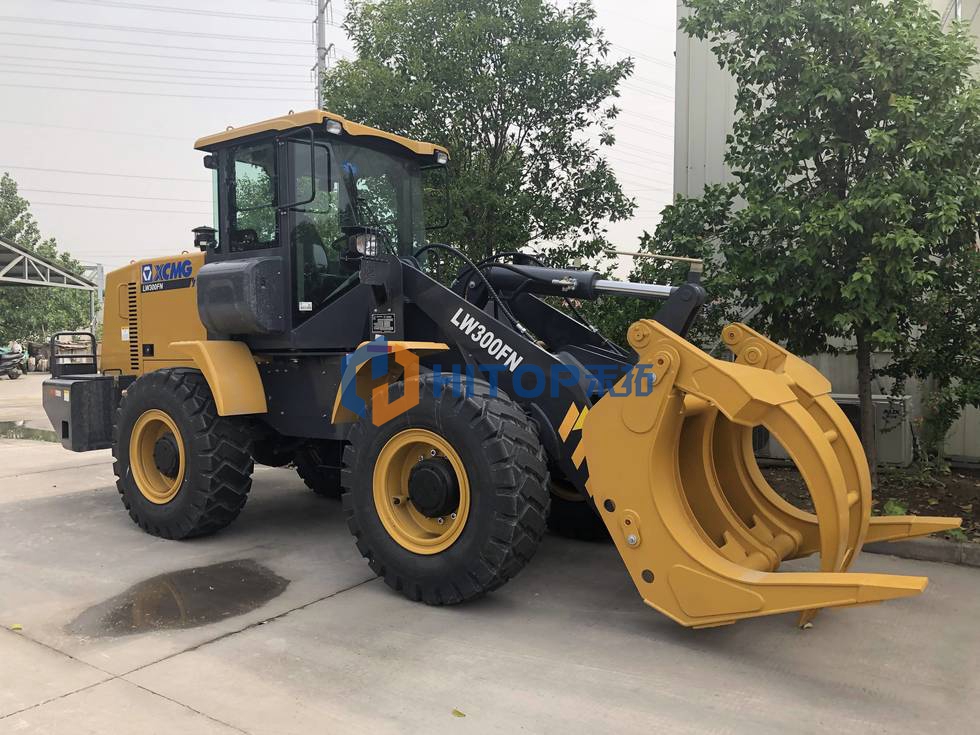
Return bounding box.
[67,559,290,637]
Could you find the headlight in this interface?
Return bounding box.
[434,150,449,165]
[354,233,379,257]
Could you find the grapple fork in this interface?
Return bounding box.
[579,319,956,628]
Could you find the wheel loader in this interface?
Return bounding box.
[43,110,960,628]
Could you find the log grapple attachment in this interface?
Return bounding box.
[580,321,961,628]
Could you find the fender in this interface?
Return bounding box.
[331,341,449,424]
[170,340,267,416]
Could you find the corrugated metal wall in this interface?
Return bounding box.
[673,0,980,463]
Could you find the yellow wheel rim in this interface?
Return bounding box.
[129,409,185,505]
[373,428,470,555]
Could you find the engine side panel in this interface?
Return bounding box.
[102,252,207,375]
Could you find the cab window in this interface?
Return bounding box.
[286,140,354,319]
[229,142,277,251]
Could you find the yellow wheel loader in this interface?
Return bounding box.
[43,110,959,627]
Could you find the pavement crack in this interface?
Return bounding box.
[125,681,254,734]
[0,460,112,480]
[0,678,112,721]
[0,577,375,727]
[121,575,378,677]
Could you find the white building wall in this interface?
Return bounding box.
[674,0,980,462]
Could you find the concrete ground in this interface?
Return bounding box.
[1,376,978,734]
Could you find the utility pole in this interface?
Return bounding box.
[314,0,335,109]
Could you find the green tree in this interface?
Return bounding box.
[885,244,980,469]
[669,0,980,485]
[0,173,93,343]
[320,0,635,264]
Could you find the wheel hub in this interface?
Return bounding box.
[153,435,180,478]
[129,409,185,505]
[408,458,459,518]
[373,428,471,555]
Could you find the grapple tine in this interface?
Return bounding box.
[579,319,932,627]
[866,515,963,543]
[721,323,960,553]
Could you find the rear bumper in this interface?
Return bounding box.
[42,376,122,452]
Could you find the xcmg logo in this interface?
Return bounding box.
[141,259,193,283]
[140,259,195,293]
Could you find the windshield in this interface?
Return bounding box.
[294,138,425,256]
[288,136,426,320]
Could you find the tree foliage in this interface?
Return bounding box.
[0,173,93,343]
[320,0,635,264]
[657,0,980,474]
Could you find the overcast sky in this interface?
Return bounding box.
[0,0,675,271]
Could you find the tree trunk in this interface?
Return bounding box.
[855,330,879,490]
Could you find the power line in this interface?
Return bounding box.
[609,142,673,161]
[628,73,676,93]
[19,188,209,203]
[0,31,312,59]
[46,0,311,23]
[612,158,673,177]
[0,54,309,79]
[0,40,314,66]
[0,119,189,140]
[612,165,673,185]
[618,109,674,129]
[0,17,313,45]
[621,82,674,103]
[0,164,209,183]
[615,121,673,139]
[25,200,211,215]
[612,43,673,69]
[0,82,312,103]
[3,67,312,91]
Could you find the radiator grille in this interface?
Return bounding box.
[127,283,139,371]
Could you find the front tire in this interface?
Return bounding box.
[546,480,610,542]
[342,375,549,605]
[7,368,20,380]
[113,369,253,539]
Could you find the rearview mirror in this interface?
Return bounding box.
[278,127,328,210]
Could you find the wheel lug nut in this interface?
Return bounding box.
[450,512,457,519]
[437,517,445,525]
[429,449,437,456]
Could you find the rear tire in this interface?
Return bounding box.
[7,368,20,380]
[295,442,343,499]
[342,375,549,605]
[113,369,253,539]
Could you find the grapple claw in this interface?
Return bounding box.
[579,319,952,627]
[865,515,962,543]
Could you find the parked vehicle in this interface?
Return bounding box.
[42,109,960,629]
[0,345,26,380]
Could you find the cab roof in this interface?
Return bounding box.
[194,109,449,159]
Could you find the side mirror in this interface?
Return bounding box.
[422,164,450,230]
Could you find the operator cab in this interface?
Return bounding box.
[193,110,449,346]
